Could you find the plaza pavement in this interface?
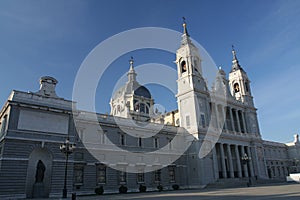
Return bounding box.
[75,183,300,200]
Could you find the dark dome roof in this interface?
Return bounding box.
[134,86,151,98]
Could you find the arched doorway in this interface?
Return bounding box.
[25,147,53,198]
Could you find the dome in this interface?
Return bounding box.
[112,85,126,99]
[112,84,151,100]
[134,86,151,99]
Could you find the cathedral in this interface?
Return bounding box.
[0,21,299,199]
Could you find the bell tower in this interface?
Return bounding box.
[176,19,208,138]
[228,46,260,135]
[228,46,254,107]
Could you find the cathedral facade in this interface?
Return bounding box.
[0,22,299,199]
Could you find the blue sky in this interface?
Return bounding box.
[0,0,299,143]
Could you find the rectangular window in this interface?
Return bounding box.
[168,138,172,150]
[74,152,84,160]
[186,115,190,128]
[120,133,125,146]
[119,170,127,184]
[79,129,84,142]
[96,164,106,184]
[74,165,84,185]
[75,131,80,142]
[154,170,161,183]
[137,172,145,183]
[103,130,107,144]
[0,115,7,137]
[154,137,159,148]
[138,137,142,147]
[100,132,103,144]
[201,114,205,128]
[97,130,104,144]
[168,166,176,183]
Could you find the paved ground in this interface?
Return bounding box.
[76,183,300,200]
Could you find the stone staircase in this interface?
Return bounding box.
[255,178,287,185]
[206,177,288,189]
[205,178,250,189]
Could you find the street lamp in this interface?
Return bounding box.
[241,153,251,187]
[60,137,76,198]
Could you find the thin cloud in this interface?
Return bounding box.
[255,64,300,142]
[254,65,300,107]
[247,0,300,66]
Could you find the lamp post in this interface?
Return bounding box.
[60,137,75,198]
[241,153,251,187]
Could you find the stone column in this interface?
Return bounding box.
[241,111,247,133]
[247,146,255,177]
[235,110,241,133]
[218,105,222,129]
[241,146,249,177]
[214,103,219,129]
[222,106,228,130]
[284,167,288,176]
[239,80,244,95]
[212,146,219,180]
[238,110,244,133]
[219,143,227,178]
[252,146,261,178]
[229,108,235,132]
[235,145,242,178]
[218,105,224,130]
[226,144,234,178]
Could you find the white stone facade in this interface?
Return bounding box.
[0,22,299,199]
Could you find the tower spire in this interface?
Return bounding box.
[231,45,243,72]
[182,17,189,36]
[181,17,192,46]
[127,56,137,82]
[129,56,134,70]
[232,45,237,60]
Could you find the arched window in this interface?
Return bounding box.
[140,103,145,113]
[234,83,240,93]
[134,102,150,114]
[245,81,249,92]
[181,60,187,73]
[193,59,198,68]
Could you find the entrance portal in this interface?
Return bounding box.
[25,148,53,198]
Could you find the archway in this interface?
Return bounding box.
[25,147,53,198]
